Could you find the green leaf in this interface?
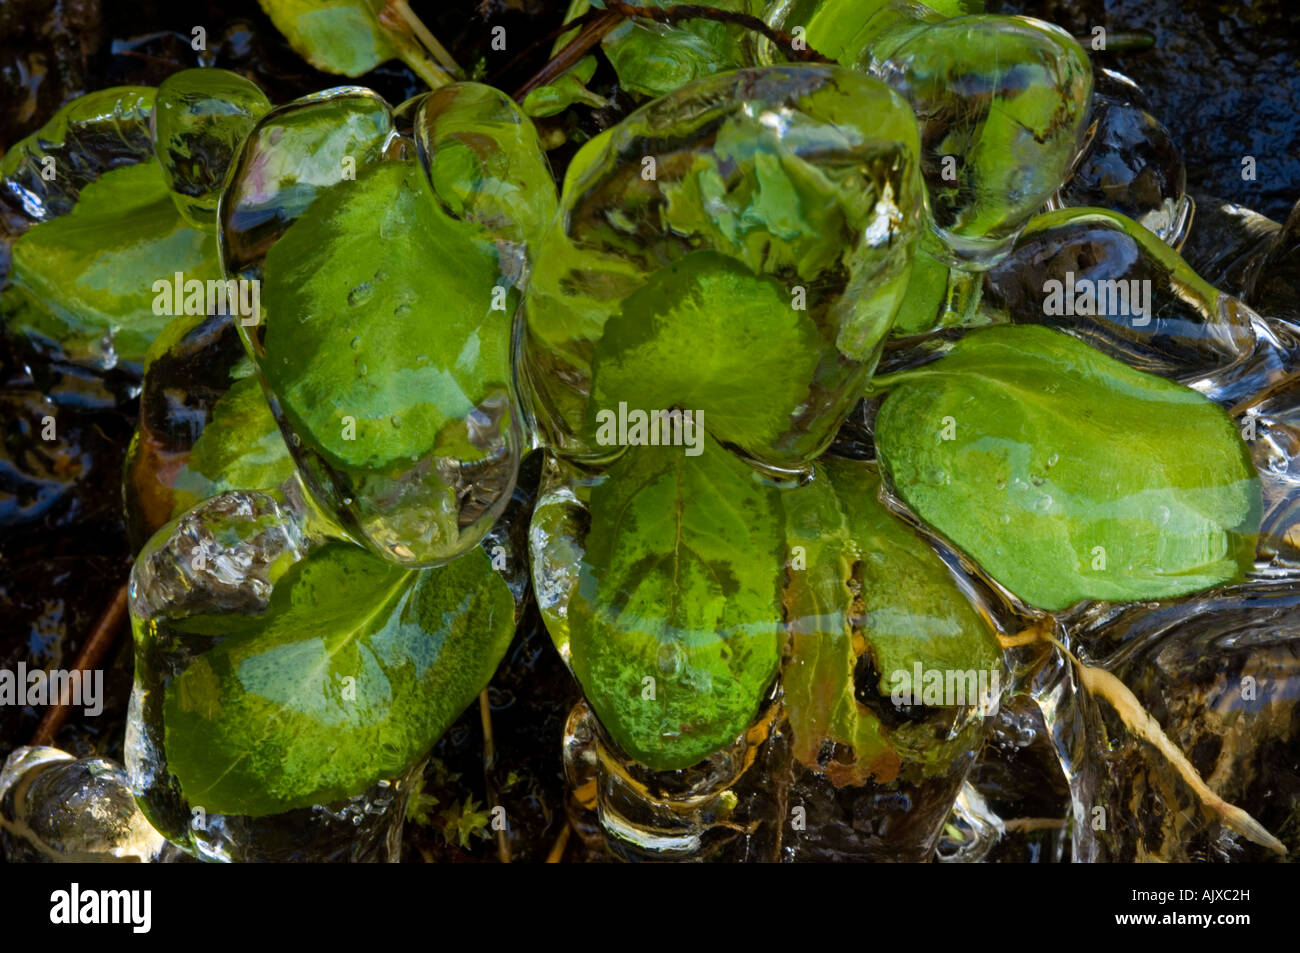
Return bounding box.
[521,56,605,118]
[1,162,221,369]
[602,2,749,99]
[170,374,296,517]
[569,437,784,770]
[257,0,396,77]
[874,326,1261,610]
[781,459,1001,785]
[589,249,822,453]
[261,159,513,472]
[439,796,491,848]
[657,112,881,291]
[163,542,515,816]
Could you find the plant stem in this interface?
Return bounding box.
[479,689,511,863]
[1040,631,1287,856]
[393,0,463,75]
[378,0,458,89]
[546,821,572,862]
[514,10,624,100]
[30,582,128,747]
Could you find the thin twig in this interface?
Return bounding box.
[514,10,624,100]
[1002,817,1066,832]
[1044,632,1287,855]
[30,582,128,747]
[490,7,611,88]
[391,0,463,75]
[546,821,572,863]
[479,689,511,863]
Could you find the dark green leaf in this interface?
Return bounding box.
[569,437,784,770]
[589,249,822,452]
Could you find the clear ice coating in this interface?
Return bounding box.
[534,443,1014,858]
[127,486,317,623]
[1055,69,1192,249]
[124,488,419,862]
[1247,198,1300,327]
[413,83,558,270]
[937,695,1071,863]
[519,65,925,473]
[873,16,1092,267]
[219,84,542,566]
[1181,196,1282,301]
[1,747,166,862]
[762,2,1093,269]
[0,86,155,229]
[1237,375,1300,574]
[1048,582,1300,861]
[564,697,787,862]
[981,207,1292,397]
[150,68,272,228]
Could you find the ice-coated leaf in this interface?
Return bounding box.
[876,15,1092,262]
[414,82,558,254]
[521,65,924,471]
[873,325,1261,610]
[257,0,396,77]
[260,159,513,472]
[0,86,155,224]
[224,88,521,568]
[163,541,515,816]
[520,58,606,118]
[151,68,272,227]
[569,437,784,770]
[589,249,822,453]
[601,0,750,98]
[781,459,1001,786]
[1,162,220,369]
[170,373,296,517]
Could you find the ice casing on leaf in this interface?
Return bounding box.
[521,65,924,473]
[781,459,1002,786]
[601,0,753,98]
[221,84,554,566]
[763,3,1092,268]
[0,86,155,226]
[150,68,272,227]
[2,161,221,370]
[874,325,1261,611]
[159,541,514,817]
[566,437,785,771]
[984,207,1262,383]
